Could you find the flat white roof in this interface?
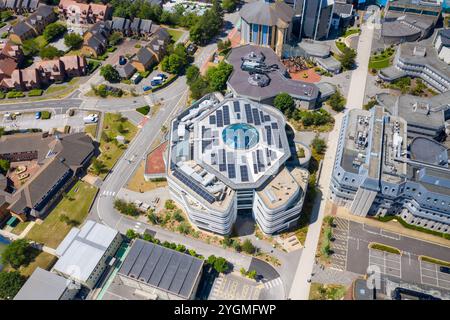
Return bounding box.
[53,220,119,283]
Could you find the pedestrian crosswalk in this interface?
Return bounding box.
[263,277,282,289]
[102,190,116,197]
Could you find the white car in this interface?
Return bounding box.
[83,114,99,124]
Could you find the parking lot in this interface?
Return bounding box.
[0,109,90,133]
[331,217,450,294]
[208,273,262,300]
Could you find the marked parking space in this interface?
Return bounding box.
[368,249,402,279]
[209,274,261,300]
[330,217,350,271]
[420,260,450,290]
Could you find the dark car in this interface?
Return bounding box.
[157,73,168,79]
[119,55,126,65]
[187,43,197,55]
[440,266,450,274]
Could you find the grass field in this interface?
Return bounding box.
[34,35,48,48]
[26,180,98,249]
[84,124,98,139]
[10,221,31,236]
[126,161,168,192]
[45,84,69,95]
[96,113,138,178]
[335,40,348,53]
[343,28,360,38]
[368,58,391,70]
[167,29,184,42]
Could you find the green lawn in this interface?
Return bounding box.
[26,180,98,249]
[96,113,138,178]
[84,124,98,139]
[45,84,69,95]
[369,243,401,255]
[10,221,31,236]
[34,35,48,48]
[335,40,347,53]
[368,57,391,70]
[167,29,184,42]
[343,28,360,38]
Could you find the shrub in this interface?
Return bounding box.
[0,271,26,300]
[177,222,191,234]
[164,199,176,210]
[213,257,229,273]
[41,111,51,119]
[173,210,184,222]
[28,89,43,97]
[242,239,256,254]
[126,229,139,239]
[6,91,24,99]
[1,239,32,269]
[136,106,150,115]
[311,136,327,154]
[114,199,141,216]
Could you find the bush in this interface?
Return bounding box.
[213,257,229,273]
[165,199,176,210]
[242,239,256,254]
[100,64,121,83]
[136,106,150,115]
[274,92,295,117]
[311,136,327,154]
[64,33,83,49]
[39,45,64,59]
[126,229,139,239]
[173,210,184,222]
[114,199,141,216]
[87,60,101,74]
[43,22,67,42]
[28,89,43,97]
[41,111,51,119]
[328,90,346,112]
[6,91,24,99]
[177,222,191,234]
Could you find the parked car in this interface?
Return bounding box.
[83,114,98,124]
[143,85,152,92]
[151,79,162,86]
[131,73,142,84]
[119,55,126,65]
[440,266,450,274]
[3,113,11,121]
[187,43,197,55]
[157,73,168,79]
[35,112,41,119]
[68,109,75,116]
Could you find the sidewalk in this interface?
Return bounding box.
[330,202,450,248]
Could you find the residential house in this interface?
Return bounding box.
[0,55,87,90]
[129,18,154,39]
[131,46,155,72]
[0,132,95,221]
[116,61,136,79]
[81,20,111,57]
[9,4,57,43]
[0,0,40,14]
[58,0,112,25]
[111,16,131,36]
[0,41,23,82]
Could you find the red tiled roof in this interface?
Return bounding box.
[145,141,167,175]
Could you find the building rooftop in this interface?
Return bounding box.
[53,220,119,283]
[227,44,319,102]
[14,268,71,300]
[118,239,203,299]
[240,0,294,29]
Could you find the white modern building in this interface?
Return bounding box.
[167,94,309,235]
[434,29,450,64]
[53,220,122,289]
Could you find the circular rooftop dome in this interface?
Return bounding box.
[248,73,270,87]
[222,123,259,150]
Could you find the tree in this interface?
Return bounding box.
[177,222,191,234]
[207,255,216,266]
[242,239,256,254]
[64,33,83,49]
[100,64,121,83]
[43,22,67,42]
[186,65,200,85]
[1,10,13,22]
[147,211,160,224]
[247,270,257,279]
[165,200,176,210]
[274,92,295,117]
[311,135,327,154]
[217,39,231,52]
[109,32,123,46]
[213,257,229,273]
[1,239,32,269]
[221,0,237,12]
[328,90,346,112]
[0,159,10,175]
[39,45,63,59]
[189,76,210,100]
[0,271,26,300]
[338,47,356,70]
[206,62,233,91]
[22,39,39,56]
[240,267,247,276]
[91,158,105,175]
[126,229,139,239]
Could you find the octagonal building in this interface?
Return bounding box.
[167,94,309,235]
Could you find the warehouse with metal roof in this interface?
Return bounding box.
[117,239,203,300]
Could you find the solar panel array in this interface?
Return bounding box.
[244,104,253,123]
[223,105,230,126]
[265,125,273,145]
[240,165,249,182]
[173,169,215,203]
[252,108,261,125]
[209,115,216,125]
[227,164,236,179]
[233,100,240,112]
[119,239,203,299]
[216,109,223,127]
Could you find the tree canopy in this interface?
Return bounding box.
[0,159,10,175]
[161,44,189,74]
[39,45,64,60]
[43,22,67,42]
[328,90,346,112]
[100,64,121,83]
[338,47,356,70]
[0,271,26,300]
[205,62,233,91]
[274,92,295,117]
[109,32,123,46]
[64,33,83,49]
[1,239,32,269]
[189,8,223,45]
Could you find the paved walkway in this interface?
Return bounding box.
[345,9,378,109]
[332,204,450,248]
[311,264,360,286]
